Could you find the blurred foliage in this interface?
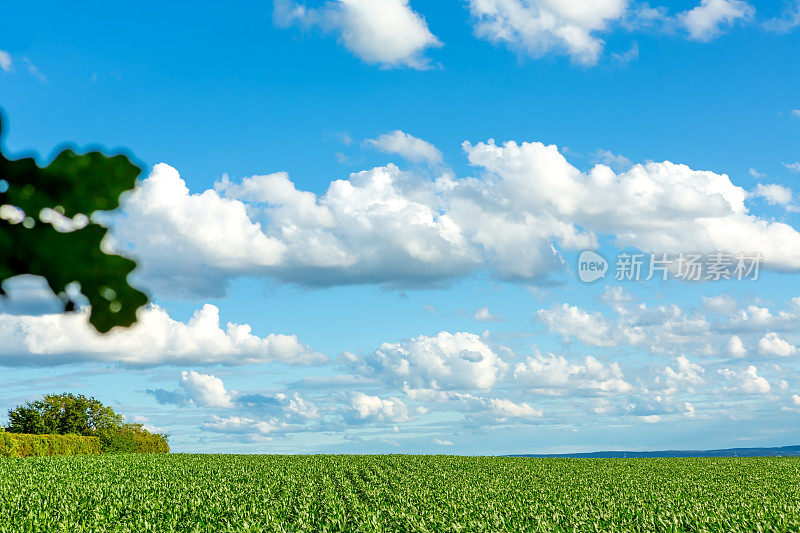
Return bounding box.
[0,112,147,332]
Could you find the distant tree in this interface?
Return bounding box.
[0,111,148,332]
[98,422,170,454]
[6,393,124,435]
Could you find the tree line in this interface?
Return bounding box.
[3,393,168,454]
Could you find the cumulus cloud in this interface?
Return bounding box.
[463,140,800,272]
[202,415,288,439]
[724,303,800,332]
[150,371,322,429]
[488,398,543,418]
[274,0,441,69]
[533,295,800,365]
[111,163,286,298]
[0,275,71,316]
[757,332,798,357]
[749,183,796,210]
[356,331,508,391]
[433,438,454,446]
[278,393,321,419]
[0,303,324,366]
[346,392,409,422]
[467,0,628,65]
[728,335,747,357]
[473,306,505,323]
[365,130,443,165]
[112,141,800,298]
[718,365,770,394]
[592,149,633,172]
[179,370,235,408]
[679,0,754,41]
[513,353,632,395]
[116,163,479,295]
[663,355,705,393]
[537,304,617,346]
[703,294,738,315]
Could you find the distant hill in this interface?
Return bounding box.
[511,445,800,458]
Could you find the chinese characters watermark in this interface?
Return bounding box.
[578,251,762,283]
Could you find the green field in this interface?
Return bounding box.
[2,454,800,532]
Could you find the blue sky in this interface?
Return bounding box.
[2,0,800,454]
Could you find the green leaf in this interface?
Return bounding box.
[0,112,148,333]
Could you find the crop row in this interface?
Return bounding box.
[1,454,800,531]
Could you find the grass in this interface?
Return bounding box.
[1,454,800,531]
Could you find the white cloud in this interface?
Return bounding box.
[0,303,324,366]
[114,142,800,297]
[488,398,543,418]
[0,50,11,72]
[347,392,409,422]
[112,163,286,297]
[784,162,800,173]
[513,353,632,395]
[0,275,72,316]
[600,285,634,305]
[466,140,800,272]
[763,2,800,33]
[473,306,505,322]
[531,295,800,364]
[279,392,322,419]
[274,0,441,69]
[663,355,705,392]
[365,130,443,165]
[202,415,286,438]
[728,335,747,357]
[117,163,479,295]
[749,183,794,207]
[592,149,633,172]
[359,331,508,391]
[757,332,798,357]
[22,57,45,82]
[718,365,770,394]
[433,438,454,446]
[679,0,754,41]
[537,303,617,346]
[467,0,628,65]
[610,42,639,65]
[180,370,235,408]
[703,294,738,315]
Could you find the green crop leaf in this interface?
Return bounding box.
[0,112,148,333]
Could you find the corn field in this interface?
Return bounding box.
[1,454,800,532]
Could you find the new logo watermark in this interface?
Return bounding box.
[578,250,608,283]
[577,251,762,283]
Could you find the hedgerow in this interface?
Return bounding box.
[3,393,169,457]
[0,427,168,457]
[0,431,102,457]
